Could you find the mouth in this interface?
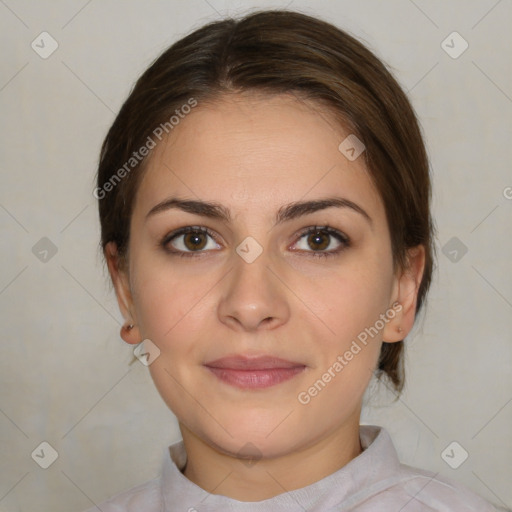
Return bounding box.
[203,355,306,390]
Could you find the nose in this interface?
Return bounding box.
[217,246,290,332]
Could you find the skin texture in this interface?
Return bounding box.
[106,92,425,501]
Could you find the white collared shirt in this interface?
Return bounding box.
[83,425,508,511]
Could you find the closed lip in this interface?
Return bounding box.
[204,355,305,370]
[204,355,307,389]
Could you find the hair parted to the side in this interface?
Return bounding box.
[96,9,436,394]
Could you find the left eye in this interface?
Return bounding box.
[292,226,349,256]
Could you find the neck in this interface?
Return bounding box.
[179,414,362,501]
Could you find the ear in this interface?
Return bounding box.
[105,242,141,345]
[382,245,426,343]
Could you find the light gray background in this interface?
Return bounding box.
[0,1,511,510]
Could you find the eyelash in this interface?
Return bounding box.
[160,225,350,259]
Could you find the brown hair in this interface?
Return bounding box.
[96,9,436,394]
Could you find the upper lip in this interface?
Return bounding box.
[204,355,305,370]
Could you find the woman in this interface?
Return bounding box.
[87,9,505,511]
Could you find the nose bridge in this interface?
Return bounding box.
[217,240,289,330]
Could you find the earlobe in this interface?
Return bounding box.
[382,245,426,343]
[120,322,141,345]
[105,242,141,345]
[381,301,406,343]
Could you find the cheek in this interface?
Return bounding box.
[130,253,214,342]
[294,270,388,412]
[311,260,393,342]
[298,258,393,395]
[131,265,214,420]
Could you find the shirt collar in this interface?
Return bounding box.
[161,425,400,511]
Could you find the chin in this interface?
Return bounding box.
[191,408,305,459]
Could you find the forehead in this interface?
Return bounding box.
[133,92,384,223]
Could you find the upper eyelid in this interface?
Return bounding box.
[162,225,219,244]
[297,225,348,238]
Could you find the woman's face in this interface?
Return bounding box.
[111,92,421,459]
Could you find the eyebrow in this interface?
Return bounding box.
[146,196,372,227]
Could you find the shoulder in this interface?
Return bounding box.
[351,426,507,511]
[81,476,161,512]
[370,462,505,511]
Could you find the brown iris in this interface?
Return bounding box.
[307,230,330,251]
[184,232,208,251]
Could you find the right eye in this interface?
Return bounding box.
[161,226,221,257]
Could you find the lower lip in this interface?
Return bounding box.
[205,366,305,389]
